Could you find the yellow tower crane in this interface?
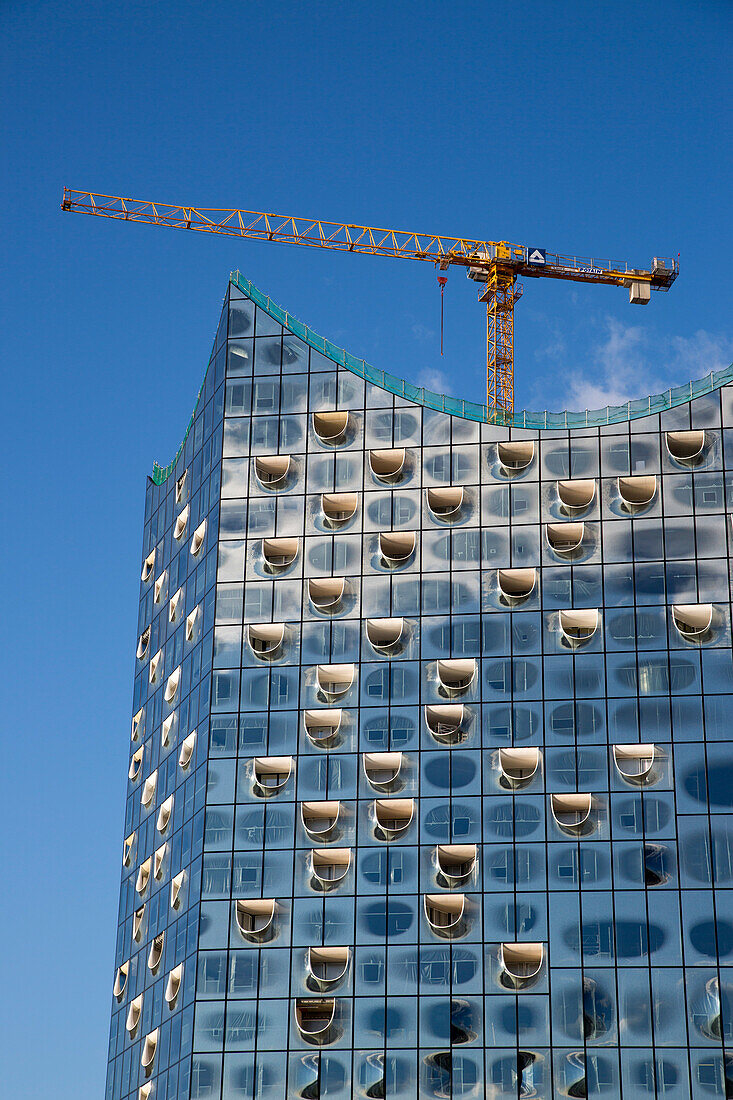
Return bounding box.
[61,188,678,422]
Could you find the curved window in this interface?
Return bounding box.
[302,801,342,840]
[179,730,196,769]
[546,522,584,555]
[313,411,349,443]
[149,649,162,684]
[294,998,337,1045]
[235,898,276,941]
[366,617,405,652]
[672,603,713,640]
[153,842,166,879]
[253,756,294,795]
[317,664,355,700]
[309,577,346,612]
[148,932,164,973]
[304,709,344,748]
[436,844,477,885]
[321,492,358,525]
[191,520,206,556]
[157,795,174,832]
[306,946,350,988]
[618,475,657,509]
[161,713,175,748]
[498,568,536,602]
[132,905,145,941]
[424,894,467,938]
[436,659,476,696]
[248,623,285,658]
[175,469,187,503]
[131,708,144,742]
[551,793,593,832]
[136,627,150,660]
[254,454,291,488]
[136,857,151,896]
[374,798,414,839]
[165,963,183,1008]
[498,440,534,471]
[262,537,299,570]
[123,832,135,866]
[310,848,351,890]
[369,448,406,482]
[379,531,416,566]
[613,743,657,783]
[154,571,167,603]
[164,666,180,703]
[126,994,143,1035]
[141,550,155,583]
[363,752,404,792]
[169,588,183,622]
[499,942,544,984]
[170,871,185,909]
[425,704,467,745]
[666,429,705,463]
[173,505,189,541]
[129,748,143,782]
[498,747,541,786]
[559,609,599,645]
[141,770,157,808]
[141,1028,159,1071]
[426,486,464,520]
[557,479,596,511]
[114,961,129,1000]
[185,606,199,642]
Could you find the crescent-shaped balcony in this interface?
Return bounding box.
[498,440,534,471]
[235,898,277,942]
[435,844,478,886]
[313,411,349,444]
[436,659,476,696]
[253,756,294,796]
[379,530,416,566]
[309,577,346,612]
[426,486,464,520]
[369,448,406,482]
[304,709,344,748]
[248,623,286,659]
[254,454,291,488]
[374,798,414,840]
[666,429,706,464]
[546,521,585,555]
[424,704,467,745]
[363,752,404,792]
[498,747,541,787]
[321,492,358,526]
[557,478,596,512]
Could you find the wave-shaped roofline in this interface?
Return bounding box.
[151,271,733,484]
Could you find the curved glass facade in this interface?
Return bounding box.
[107,277,733,1100]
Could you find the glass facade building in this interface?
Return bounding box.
[106,275,733,1100]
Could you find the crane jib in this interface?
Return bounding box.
[59,188,679,419]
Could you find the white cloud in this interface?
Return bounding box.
[410,322,435,342]
[416,367,452,394]
[564,318,733,411]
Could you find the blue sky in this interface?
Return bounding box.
[2,2,731,1095]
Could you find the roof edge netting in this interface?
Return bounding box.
[151,269,733,484]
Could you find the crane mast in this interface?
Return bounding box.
[61,189,678,421]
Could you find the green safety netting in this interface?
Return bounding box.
[151,270,733,485]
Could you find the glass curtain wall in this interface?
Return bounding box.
[107,278,733,1100]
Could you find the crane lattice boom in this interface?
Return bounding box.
[61,188,678,420]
